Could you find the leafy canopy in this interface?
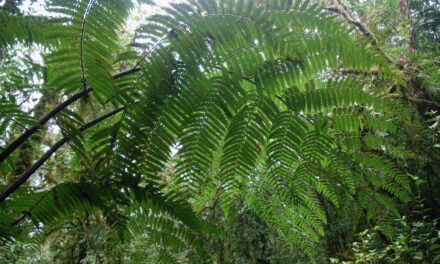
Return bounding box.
[0,0,421,262]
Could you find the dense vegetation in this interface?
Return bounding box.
[0,0,439,263]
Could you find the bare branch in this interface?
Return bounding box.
[325,0,394,64]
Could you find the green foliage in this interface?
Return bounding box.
[45,0,135,100]
[331,215,440,264]
[0,12,48,46]
[0,0,438,263]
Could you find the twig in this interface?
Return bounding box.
[11,191,51,226]
[0,110,29,131]
[387,94,440,108]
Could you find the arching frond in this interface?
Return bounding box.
[0,0,417,262]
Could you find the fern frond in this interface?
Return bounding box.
[46,0,134,100]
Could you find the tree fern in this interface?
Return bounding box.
[0,0,420,262]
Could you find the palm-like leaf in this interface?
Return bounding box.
[0,0,417,262]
